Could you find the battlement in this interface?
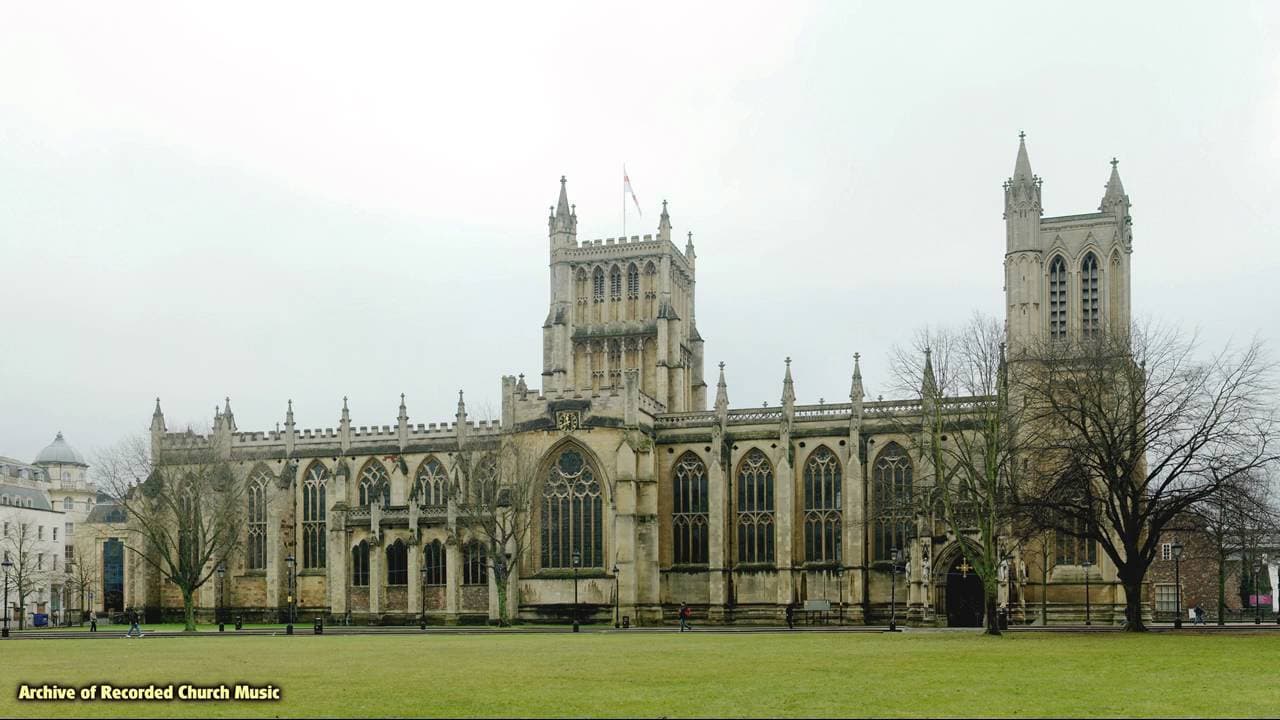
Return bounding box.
[651,395,995,430]
[581,234,655,248]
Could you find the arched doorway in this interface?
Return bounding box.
[945,555,984,627]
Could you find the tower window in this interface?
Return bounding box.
[592,268,605,301]
[1081,252,1100,338]
[609,266,622,300]
[1049,256,1068,340]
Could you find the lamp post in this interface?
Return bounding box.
[1171,542,1184,629]
[837,564,845,626]
[216,563,226,632]
[1081,560,1092,626]
[73,561,84,627]
[1254,558,1263,625]
[889,547,902,632]
[285,554,296,635]
[571,550,581,633]
[612,564,620,629]
[63,571,72,627]
[419,564,428,631]
[2,558,11,638]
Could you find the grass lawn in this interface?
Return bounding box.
[2,631,1277,718]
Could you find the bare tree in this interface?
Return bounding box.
[452,434,540,625]
[66,539,100,624]
[95,433,246,631]
[890,314,1025,635]
[1014,323,1279,631]
[0,516,49,630]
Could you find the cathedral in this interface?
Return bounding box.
[128,134,1135,626]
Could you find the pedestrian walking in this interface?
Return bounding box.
[89,610,97,633]
[1193,604,1205,626]
[125,608,143,638]
[785,603,795,630]
[678,603,692,632]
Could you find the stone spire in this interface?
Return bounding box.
[1004,131,1043,253]
[223,397,236,432]
[339,396,351,452]
[284,399,296,454]
[1013,130,1034,183]
[922,347,938,399]
[850,353,864,402]
[397,393,409,448]
[658,199,671,242]
[549,175,577,249]
[285,399,295,430]
[714,361,729,414]
[781,357,795,411]
[150,397,166,433]
[1100,157,1129,213]
[685,230,696,262]
[398,393,409,423]
[456,389,467,421]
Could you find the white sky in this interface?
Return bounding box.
[2,2,1278,464]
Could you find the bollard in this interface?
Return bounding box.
[313,617,323,635]
[235,615,243,631]
[622,616,630,629]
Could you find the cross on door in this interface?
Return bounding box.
[958,559,974,578]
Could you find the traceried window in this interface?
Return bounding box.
[672,452,708,565]
[541,448,603,569]
[872,442,913,562]
[415,458,448,507]
[626,263,639,297]
[1049,255,1068,340]
[302,463,328,569]
[1080,252,1100,337]
[592,267,605,301]
[358,460,390,508]
[352,541,370,587]
[386,539,408,585]
[463,541,488,585]
[423,540,446,586]
[1055,519,1098,566]
[246,470,268,570]
[609,265,622,299]
[803,446,842,564]
[736,448,775,564]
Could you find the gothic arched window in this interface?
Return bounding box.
[351,540,370,587]
[803,446,842,564]
[463,541,488,585]
[246,469,268,570]
[63,497,73,510]
[415,458,448,507]
[609,265,622,300]
[359,460,390,508]
[626,263,639,297]
[386,539,408,585]
[672,452,708,565]
[1048,255,1068,340]
[592,267,605,301]
[540,447,603,569]
[872,442,913,562]
[1081,252,1100,337]
[423,540,446,586]
[1109,251,1124,332]
[736,448,775,564]
[302,463,328,569]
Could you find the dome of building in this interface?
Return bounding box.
[34,432,88,467]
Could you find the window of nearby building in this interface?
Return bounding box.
[463,541,487,585]
[1161,543,1172,561]
[303,463,328,570]
[386,539,408,586]
[1155,583,1180,613]
[1049,255,1068,340]
[37,553,43,570]
[38,526,44,540]
[63,497,73,511]
[872,442,913,562]
[803,446,842,564]
[540,447,603,569]
[736,448,775,564]
[423,540,446,586]
[247,470,268,570]
[64,545,74,564]
[672,452,708,565]
[351,541,370,587]
[52,527,57,542]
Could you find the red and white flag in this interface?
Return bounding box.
[623,165,642,216]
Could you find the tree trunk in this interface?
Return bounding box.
[495,575,509,627]
[181,587,196,632]
[1122,577,1146,632]
[983,589,1002,636]
[1217,547,1227,626]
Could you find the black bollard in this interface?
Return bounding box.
[313,617,323,635]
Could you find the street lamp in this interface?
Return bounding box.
[216,563,226,632]
[889,547,903,632]
[612,564,620,629]
[63,571,72,627]
[571,550,581,633]
[1253,558,1263,625]
[2,558,12,638]
[837,564,845,626]
[70,561,83,627]
[1171,542,1184,629]
[285,554,296,635]
[1081,560,1092,626]
[419,564,428,631]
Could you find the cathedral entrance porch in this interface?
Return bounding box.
[944,556,984,627]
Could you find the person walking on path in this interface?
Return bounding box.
[785,603,795,630]
[678,603,692,632]
[88,610,97,633]
[1193,604,1205,626]
[124,608,143,638]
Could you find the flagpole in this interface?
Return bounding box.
[622,163,626,239]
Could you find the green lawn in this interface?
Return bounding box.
[2,631,1277,718]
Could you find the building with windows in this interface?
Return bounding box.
[135,135,1136,626]
[0,457,67,627]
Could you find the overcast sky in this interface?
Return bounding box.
[2,2,1277,464]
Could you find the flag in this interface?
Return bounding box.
[624,165,642,216]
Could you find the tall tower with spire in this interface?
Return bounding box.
[540,177,706,412]
[1003,133,1134,354]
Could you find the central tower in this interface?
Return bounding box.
[541,177,706,412]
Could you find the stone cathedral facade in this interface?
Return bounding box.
[129,135,1136,626]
